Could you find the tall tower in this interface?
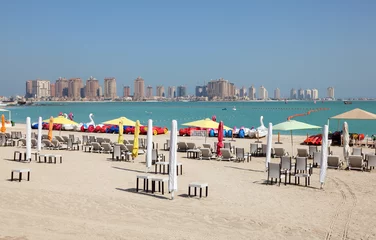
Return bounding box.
[274,88,280,100]
[327,87,335,99]
[104,77,117,99]
[85,76,100,99]
[55,77,69,98]
[156,86,165,97]
[133,76,145,100]
[68,78,83,100]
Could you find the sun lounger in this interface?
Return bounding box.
[62,136,69,143]
[274,148,287,158]
[101,143,113,154]
[367,155,376,171]
[220,148,235,161]
[187,142,196,150]
[164,139,170,151]
[177,142,188,152]
[348,155,365,171]
[200,148,214,160]
[151,149,165,163]
[51,140,64,150]
[224,142,234,153]
[91,142,103,153]
[267,163,284,186]
[328,155,342,169]
[297,148,309,158]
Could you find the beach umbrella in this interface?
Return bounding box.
[343,122,350,167]
[182,118,231,130]
[103,117,139,126]
[37,116,42,152]
[118,120,124,144]
[320,125,329,189]
[26,117,31,161]
[265,123,273,170]
[146,119,153,170]
[1,114,5,133]
[48,116,53,141]
[169,120,178,200]
[43,116,78,125]
[132,120,140,159]
[273,120,321,157]
[216,121,224,156]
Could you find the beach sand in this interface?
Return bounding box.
[0,124,376,240]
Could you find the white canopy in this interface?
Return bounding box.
[0,109,11,121]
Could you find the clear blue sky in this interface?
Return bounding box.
[1,0,375,98]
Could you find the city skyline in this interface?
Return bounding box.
[1,1,376,98]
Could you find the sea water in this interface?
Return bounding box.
[5,101,376,136]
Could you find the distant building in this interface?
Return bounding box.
[32,80,51,99]
[258,86,268,100]
[290,88,297,99]
[25,80,33,98]
[146,86,153,98]
[168,86,176,98]
[68,78,83,100]
[156,85,165,97]
[55,77,69,98]
[239,86,247,97]
[104,77,117,99]
[298,88,305,100]
[248,85,256,100]
[312,89,319,100]
[134,76,145,100]
[305,89,312,100]
[50,83,55,98]
[207,78,235,99]
[327,87,335,99]
[195,85,208,97]
[274,88,281,100]
[85,76,100,99]
[177,86,187,97]
[123,86,131,98]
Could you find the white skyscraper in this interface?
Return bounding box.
[327,87,335,99]
[248,85,256,100]
[274,88,280,100]
[259,86,267,100]
[305,89,312,100]
[312,89,319,100]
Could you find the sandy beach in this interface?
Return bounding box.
[1,124,376,240]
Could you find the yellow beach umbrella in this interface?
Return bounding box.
[118,120,124,144]
[182,118,231,130]
[1,114,6,133]
[103,117,139,126]
[43,116,78,125]
[48,116,53,141]
[132,120,140,159]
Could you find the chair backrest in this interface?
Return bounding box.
[113,145,121,157]
[82,135,88,144]
[117,143,128,151]
[0,134,5,146]
[69,134,75,141]
[19,139,26,146]
[224,142,231,149]
[328,155,340,167]
[261,144,267,154]
[177,142,188,150]
[42,134,49,140]
[126,144,133,151]
[368,155,376,168]
[297,148,309,157]
[352,148,362,156]
[96,137,104,144]
[203,143,211,149]
[103,138,111,143]
[17,132,23,139]
[92,142,101,150]
[123,139,130,145]
[201,148,211,157]
[274,148,285,157]
[51,139,59,147]
[128,140,134,145]
[236,148,244,158]
[11,131,17,139]
[250,143,258,153]
[67,138,73,148]
[309,146,318,156]
[55,136,64,142]
[89,136,96,143]
[220,148,232,158]
[187,142,196,150]
[280,156,292,170]
[313,151,321,165]
[268,163,281,179]
[296,157,308,172]
[62,136,69,143]
[349,155,363,167]
[101,143,111,151]
[42,139,51,147]
[31,139,37,147]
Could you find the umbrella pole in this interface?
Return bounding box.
[291,130,294,157]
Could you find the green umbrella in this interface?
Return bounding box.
[273,120,322,156]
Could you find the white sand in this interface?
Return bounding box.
[0,124,376,240]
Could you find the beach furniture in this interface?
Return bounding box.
[82,135,89,146]
[151,177,168,195]
[113,145,124,160]
[155,162,169,174]
[42,139,53,149]
[123,139,130,145]
[128,140,134,145]
[261,144,267,157]
[202,143,212,152]
[151,149,165,164]
[55,136,65,143]
[136,175,152,192]
[308,146,318,159]
[163,139,170,151]
[18,139,26,147]
[250,143,259,156]
[91,142,103,153]
[188,182,209,198]
[274,148,287,158]
[313,151,321,167]
[348,155,365,171]
[51,140,64,150]
[297,148,309,158]
[103,138,111,144]
[235,148,247,162]
[42,134,49,140]
[101,143,113,154]
[220,149,235,161]
[224,142,234,153]
[0,133,5,146]
[126,144,133,152]
[294,157,312,186]
[267,163,284,186]
[11,169,31,182]
[62,136,69,143]
[200,148,214,160]
[352,147,363,156]
[280,156,293,184]
[177,142,188,152]
[31,139,37,148]
[187,142,197,150]
[96,137,104,144]
[367,155,376,171]
[89,136,96,143]
[327,155,342,169]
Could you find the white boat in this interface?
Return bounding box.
[232,106,236,111]
[0,102,7,107]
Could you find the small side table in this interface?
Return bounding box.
[11,169,31,182]
[136,175,152,192]
[151,177,168,195]
[188,182,208,198]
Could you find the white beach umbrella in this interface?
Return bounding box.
[37,116,42,152]
[320,125,328,189]
[26,117,31,161]
[146,119,153,171]
[265,122,273,170]
[169,120,178,200]
[343,122,350,167]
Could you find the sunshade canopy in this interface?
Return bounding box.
[103,116,139,126]
[330,108,376,120]
[0,109,10,112]
[43,116,78,125]
[273,120,321,131]
[182,118,231,130]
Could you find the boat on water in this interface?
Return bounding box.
[222,108,227,110]
[0,102,6,107]
[344,101,352,105]
[232,106,236,111]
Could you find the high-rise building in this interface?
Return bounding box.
[104,77,117,99]
[239,86,247,97]
[298,88,305,100]
[55,77,69,98]
[290,88,297,99]
[25,80,33,98]
[85,76,100,99]
[50,84,55,97]
[274,88,281,100]
[195,85,208,97]
[305,89,312,100]
[168,86,176,98]
[327,87,335,99]
[146,86,153,98]
[207,78,235,99]
[156,86,165,97]
[248,85,256,100]
[68,78,83,100]
[123,86,131,98]
[32,80,51,99]
[134,76,145,100]
[177,86,187,97]
[312,89,319,100]
[258,86,268,100]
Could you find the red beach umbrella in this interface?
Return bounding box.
[217,121,224,156]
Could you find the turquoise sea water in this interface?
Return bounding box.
[4,101,376,136]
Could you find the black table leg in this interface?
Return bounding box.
[136,178,139,192]
[188,186,191,196]
[200,188,202,198]
[11,171,13,181]
[27,171,30,181]
[206,186,208,197]
[194,187,197,196]
[162,182,164,195]
[19,172,22,182]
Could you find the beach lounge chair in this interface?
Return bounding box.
[31,139,37,148]
[274,148,287,158]
[328,155,342,169]
[89,136,96,143]
[126,144,133,152]
[101,143,113,154]
[103,138,111,144]
[202,143,212,152]
[164,139,170,151]
[261,144,267,157]
[113,145,124,160]
[200,148,214,160]
[352,148,363,156]
[0,134,5,146]
[91,142,103,153]
[267,163,284,186]
[117,143,129,152]
[55,136,65,143]
[308,146,318,159]
[151,149,165,163]
[82,135,89,146]
[313,151,321,167]
[42,134,49,140]
[18,139,26,147]
[294,157,312,186]
[297,148,309,158]
[220,149,235,161]
[128,140,134,145]
[348,155,365,171]
[62,136,69,143]
[280,156,293,184]
[250,143,259,156]
[177,142,188,152]
[187,142,196,150]
[122,139,130,145]
[51,140,64,150]
[235,148,246,162]
[367,155,376,171]
[224,142,234,153]
[96,137,104,144]
[42,139,53,149]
